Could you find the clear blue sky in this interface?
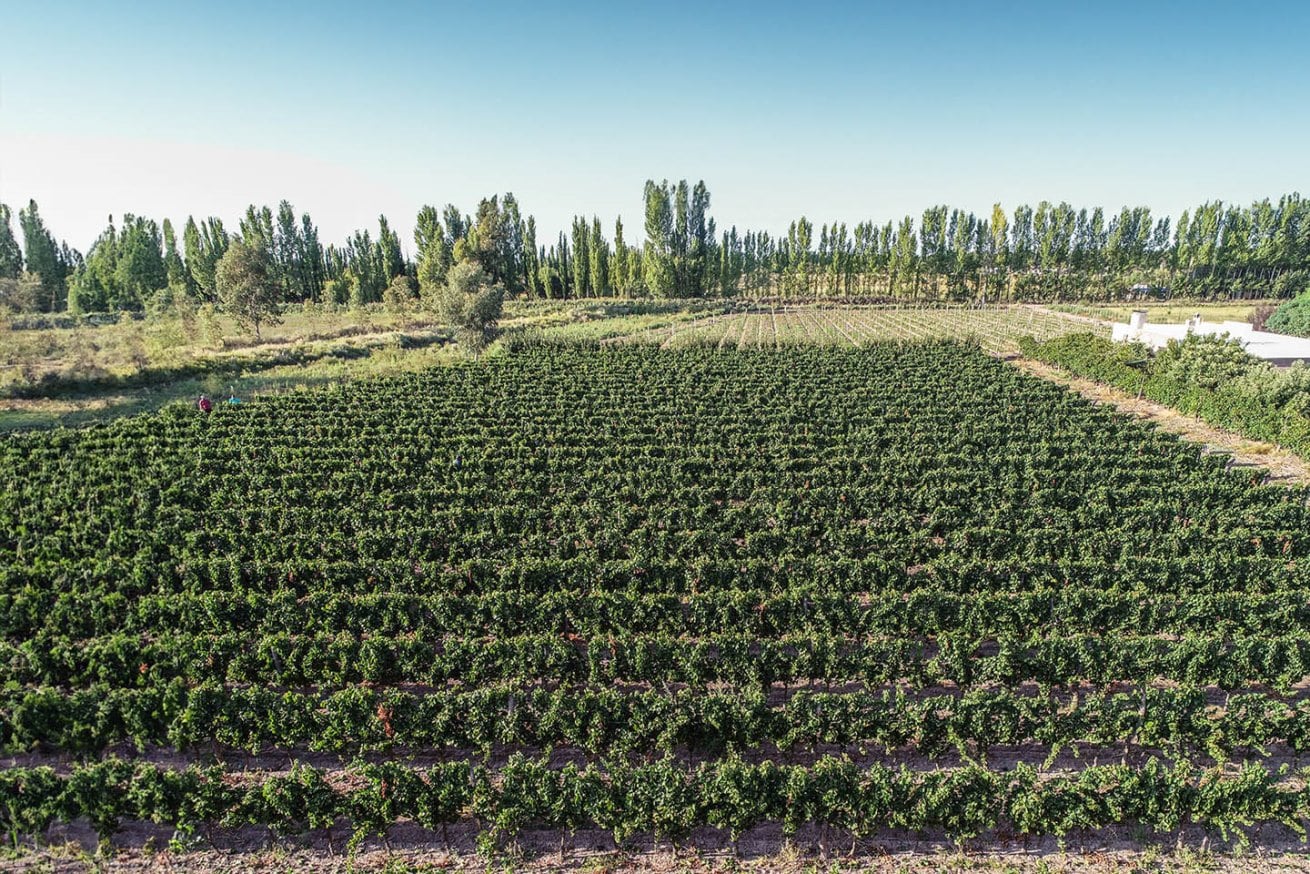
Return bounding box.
[2,0,1307,254]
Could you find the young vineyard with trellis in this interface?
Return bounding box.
[619,303,1103,355]
[3,340,1310,858]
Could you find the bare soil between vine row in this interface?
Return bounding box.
[10,819,1310,872]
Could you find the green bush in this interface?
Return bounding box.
[1153,332,1256,389]
[1266,289,1310,337]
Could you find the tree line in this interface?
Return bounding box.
[2,184,1308,314]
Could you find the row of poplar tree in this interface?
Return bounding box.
[2,183,1309,314]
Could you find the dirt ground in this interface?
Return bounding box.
[9,820,1310,874]
[1011,357,1310,487]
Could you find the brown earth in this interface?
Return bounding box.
[9,822,1310,872]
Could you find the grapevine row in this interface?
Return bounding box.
[6,683,1310,760]
[4,550,1306,602]
[7,586,1310,642]
[9,631,1310,691]
[2,756,1303,846]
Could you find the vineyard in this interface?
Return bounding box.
[616,304,1103,354]
[4,339,1310,865]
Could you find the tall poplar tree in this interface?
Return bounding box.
[188,217,229,299]
[375,215,406,282]
[1010,205,1035,270]
[0,204,21,279]
[501,193,527,296]
[589,216,609,297]
[642,180,675,297]
[612,217,630,294]
[672,181,690,295]
[442,205,468,253]
[162,218,192,294]
[687,181,713,296]
[570,216,591,298]
[18,200,71,311]
[299,214,326,303]
[890,216,917,296]
[113,215,167,308]
[415,206,450,303]
[989,204,1009,270]
[522,216,541,298]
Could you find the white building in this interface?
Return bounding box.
[1112,311,1310,366]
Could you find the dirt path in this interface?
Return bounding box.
[1011,357,1310,487]
[1024,304,1113,328]
[14,825,1310,872]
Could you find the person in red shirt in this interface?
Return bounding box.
[197,395,213,413]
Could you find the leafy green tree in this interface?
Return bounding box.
[298,213,326,303]
[417,248,446,310]
[215,240,283,339]
[415,205,443,260]
[1010,205,1034,271]
[643,180,675,297]
[343,230,381,304]
[162,219,192,294]
[113,216,167,308]
[948,210,975,277]
[465,196,519,294]
[383,274,417,314]
[322,274,350,308]
[438,259,503,352]
[522,216,541,297]
[183,216,229,299]
[68,217,118,313]
[0,273,42,312]
[0,204,22,279]
[240,205,276,264]
[989,204,1009,270]
[687,181,713,296]
[785,217,814,296]
[890,216,917,296]
[588,217,609,296]
[18,200,70,311]
[672,181,690,294]
[442,205,469,252]
[920,205,948,277]
[537,262,564,299]
[375,215,406,283]
[611,217,630,294]
[414,205,451,294]
[570,216,591,298]
[262,201,326,303]
[500,193,527,296]
[274,202,302,297]
[65,215,164,311]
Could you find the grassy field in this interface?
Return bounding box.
[0,306,439,389]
